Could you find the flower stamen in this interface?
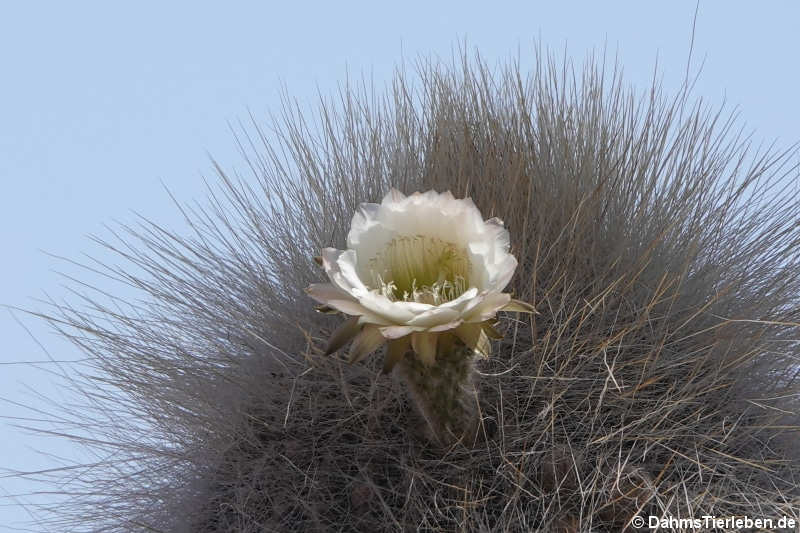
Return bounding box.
[368,235,471,304]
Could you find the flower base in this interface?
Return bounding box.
[396,337,479,447]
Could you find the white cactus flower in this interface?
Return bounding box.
[307,189,533,371]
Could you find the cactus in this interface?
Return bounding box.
[17,49,800,532]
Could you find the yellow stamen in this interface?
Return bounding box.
[368,235,471,304]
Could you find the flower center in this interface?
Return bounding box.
[368,235,471,305]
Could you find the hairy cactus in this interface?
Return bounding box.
[18,49,800,532]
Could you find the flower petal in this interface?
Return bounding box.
[454,323,492,358]
[305,282,351,304]
[428,319,463,333]
[349,189,509,291]
[325,299,373,316]
[348,201,381,246]
[385,188,406,203]
[336,249,369,293]
[355,313,394,326]
[356,292,420,324]
[406,306,460,328]
[306,283,386,319]
[503,299,537,313]
[321,248,364,294]
[437,287,479,311]
[411,332,438,366]
[379,325,419,339]
[482,321,504,339]
[325,317,361,355]
[382,336,410,374]
[490,255,518,292]
[463,292,512,323]
[349,325,386,363]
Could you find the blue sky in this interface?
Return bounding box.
[2,2,798,529]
